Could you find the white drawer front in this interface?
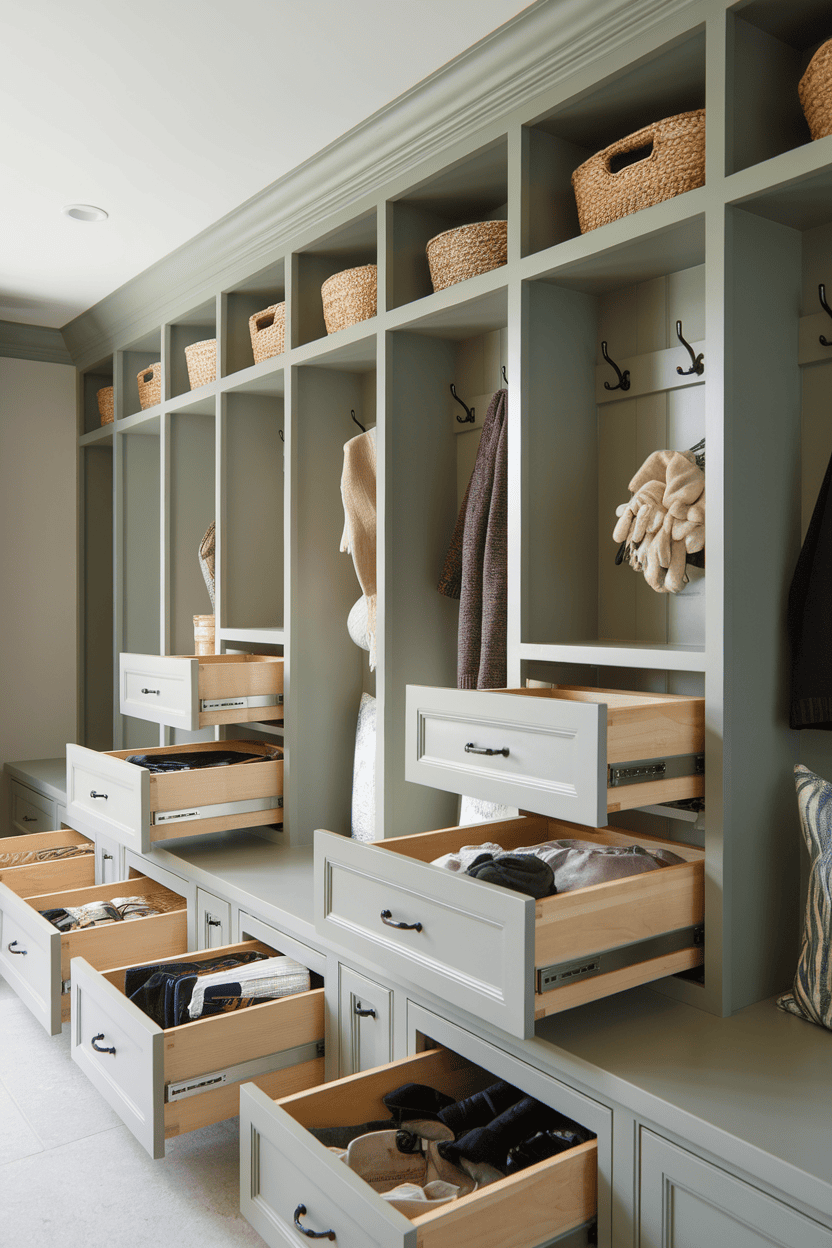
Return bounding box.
[11,781,56,835]
[406,686,607,826]
[316,830,533,1037]
[66,746,148,855]
[120,654,198,731]
[0,883,61,1034]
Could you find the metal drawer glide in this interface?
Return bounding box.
[153,795,283,826]
[200,695,283,712]
[166,1038,324,1102]
[608,753,704,787]
[537,925,704,993]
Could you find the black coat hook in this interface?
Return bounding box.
[450,384,475,424]
[601,341,630,391]
[676,320,704,376]
[278,429,284,442]
[350,409,366,432]
[501,365,508,386]
[819,284,832,346]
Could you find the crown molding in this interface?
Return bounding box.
[63,0,702,368]
[0,319,73,365]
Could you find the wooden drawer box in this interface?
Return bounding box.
[71,938,325,1159]
[240,1041,597,1248]
[0,868,186,1035]
[66,739,284,855]
[316,816,704,1039]
[10,779,58,835]
[119,652,284,732]
[406,684,704,826]
[0,828,94,895]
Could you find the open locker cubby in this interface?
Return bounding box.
[121,329,163,421]
[81,359,114,434]
[223,260,286,379]
[82,445,114,751]
[169,300,217,401]
[168,413,216,674]
[121,428,161,749]
[522,29,706,258]
[387,137,508,310]
[294,212,377,348]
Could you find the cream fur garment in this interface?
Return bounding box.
[340,426,377,669]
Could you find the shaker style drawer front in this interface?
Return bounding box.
[67,740,284,854]
[10,780,56,836]
[0,828,94,896]
[0,869,186,1035]
[316,817,704,1040]
[240,1043,597,1248]
[406,685,704,827]
[120,652,284,732]
[71,939,325,1159]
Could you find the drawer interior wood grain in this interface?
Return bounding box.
[0,829,94,895]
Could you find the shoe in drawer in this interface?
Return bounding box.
[119,652,284,732]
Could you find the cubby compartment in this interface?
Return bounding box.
[121,428,161,748]
[521,246,706,671]
[387,137,508,308]
[727,0,832,174]
[169,300,217,400]
[82,443,114,751]
[522,29,705,256]
[81,358,114,434]
[223,259,286,378]
[121,328,163,419]
[294,211,377,347]
[168,412,215,661]
[221,391,283,635]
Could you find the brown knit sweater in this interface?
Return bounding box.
[438,388,507,689]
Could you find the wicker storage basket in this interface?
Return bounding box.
[137,363,162,410]
[571,109,706,234]
[185,338,217,389]
[97,385,114,425]
[193,614,215,656]
[249,302,286,363]
[321,265,377,335]
[426,220,507,292]
[799,39,832,140]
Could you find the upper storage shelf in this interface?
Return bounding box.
[223,260,286,381]
[294,211,377,348]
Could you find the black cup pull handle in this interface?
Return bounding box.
[141,687,160,695]
[293,1204,335,1240]
[464,742,510,757]
[21,815,37,822]
[7,941,27,955]
[91,1033,116,1055]
[354,1000,376,1018]
[90,791,108,800]
[380,909,422,933]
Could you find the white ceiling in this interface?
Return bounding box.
[2,0,533,330]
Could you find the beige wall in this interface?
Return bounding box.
[0,356,77,826]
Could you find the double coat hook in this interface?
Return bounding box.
[601,341,630,391]
[676,320,704,376]
[450,384,475,424]
[350,408,366,432]
[819,284,832,346]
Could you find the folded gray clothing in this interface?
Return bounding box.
[433,837,685,892]
[466,853,556,898]
[430,842,506,872]
[186,954,309,1019]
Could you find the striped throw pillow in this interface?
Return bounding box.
[777,765,832,1030]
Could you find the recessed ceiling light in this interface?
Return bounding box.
[62,203,108,222]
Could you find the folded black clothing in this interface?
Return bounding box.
[125,951,268,1028]
[382,1082,457,1123]
[437,1079,522,1136]
[466,853,556,899]
[125,749,269,773]
[505,1122,595,1174]
[438,1095,557,1172]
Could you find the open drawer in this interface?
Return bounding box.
[240,1040,597,1248]
[0,870,186,1035]
[0,828,94,895]
[66,739,284,855]
[316,815,704,1039]
[71,938,325,1159]
[406,684,704,826]
[119,652,284,732]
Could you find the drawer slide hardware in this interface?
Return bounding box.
[165,1038,324,1102]
[153,795,283,825]
[537,925,704,993]
[608,753,704,788]
[200,694,283,712]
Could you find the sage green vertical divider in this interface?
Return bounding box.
[290,364,374,841]
[723,205,802,1011]
[121,431,161,749]
[82,446,113,750]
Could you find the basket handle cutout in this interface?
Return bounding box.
[609,141,654,175]
[255,313,275,331]
[141,369,154,383]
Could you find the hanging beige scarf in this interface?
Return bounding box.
[340,427,377,668]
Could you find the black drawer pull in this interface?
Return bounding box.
[464,742,510,757]
[90,791,108,800]
[21,815,38,822]
[141,688,160,695]
[293,1204,335,1240]
[207,917,222,927]
[381,909,422,933]
[91,1033,116,1055]
[354,1001,376,1018]
[7,941,26,955]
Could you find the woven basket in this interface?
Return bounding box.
[137,363,162,410]
[571,109,706,233]
[249,302,286,363]
[799,39,832,140]
[185,338,217,389]
[426,220,507,292]
[193,614,215,656]
[321,265,377,335]
[97,385,114,425]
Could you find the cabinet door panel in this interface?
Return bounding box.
[338,965,392,1077]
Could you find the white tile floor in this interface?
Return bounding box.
[0,975,266,1246]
